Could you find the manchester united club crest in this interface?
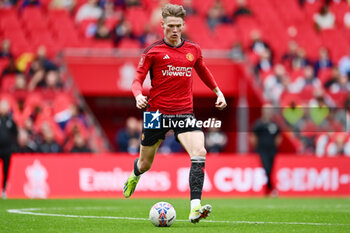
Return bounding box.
[186,53,194,61]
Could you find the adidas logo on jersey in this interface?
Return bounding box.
[163,54,170,59]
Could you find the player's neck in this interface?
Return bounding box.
[164,37,182,47]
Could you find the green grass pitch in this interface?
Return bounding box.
[0,198,349,233]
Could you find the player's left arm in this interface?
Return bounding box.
[194,53,227,111]
[213,87,227,110]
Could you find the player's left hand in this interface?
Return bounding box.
[215,95,227,110]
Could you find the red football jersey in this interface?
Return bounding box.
[132,39,217,115]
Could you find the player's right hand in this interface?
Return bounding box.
[135,94,148,109]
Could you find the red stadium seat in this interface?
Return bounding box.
[280,92,303,107]
[50,17,76,37]
[2,30,32,56]
[13,33,57,58]
[213,25,240,49]
[143,0,158,12]
[2,29,27,40]
[48,9,71,18]
[0,8,17,19]
[191,0,216,16]
[49,19,78,38]
[304,1,323,20]
[342,28,350,45]
[1,75,16,92]
[0,16,22,31]
[169,0,182,5]
[30,31,55,46]
[326,91,348,107]
[289,69,304,82]
[91,40,114,49]
[0,58,10,74]
[52,93,74,115]
[299,85,316,101]
[48,10,75,27]
[330,1,349,27]
[185,16,212,45]
[13,110,29,128]
[221,0,237,16]
[30,101,52,122]
[24,92,45,112]
[55,28,81,47]
[294,24,323,60]
[104,18,119,31]
[117,39,141,49]
[21,7,44,21]
[318,68,333,85]
[235,17,261,49]
[253,2,280,25]
[320,29,349,62]
[271,0,305,26]
[40,0,52,9]
[11,43,35,57]
[261,24,289,61]
[125,7,149,36]
[22,18,48,32]
[77,19,97,37]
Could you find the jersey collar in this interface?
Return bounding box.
[162,38,185,48]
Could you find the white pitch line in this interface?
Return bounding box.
[7,209,149,221]
[7,208,350,227]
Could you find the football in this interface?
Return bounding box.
[149,202,176,227]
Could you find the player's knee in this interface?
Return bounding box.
[192,147,207,157]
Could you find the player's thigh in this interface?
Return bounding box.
[177,131,206,157]
[139,127,167,165]
[139,139,163,164]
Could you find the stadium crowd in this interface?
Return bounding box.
[0,0,349,156]
[239,0,350,156]
[0,42,104,153]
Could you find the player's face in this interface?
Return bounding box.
[162,16,184,45]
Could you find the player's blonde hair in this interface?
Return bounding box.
[162,3,186,20]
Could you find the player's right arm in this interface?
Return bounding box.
[132,53,153,109]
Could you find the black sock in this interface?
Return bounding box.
[133,158,142,176]
[189,157,205,200]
